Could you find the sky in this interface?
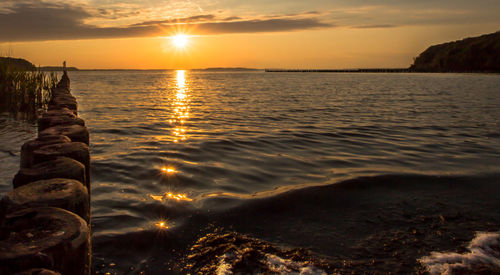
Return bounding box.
[0,0,499,69]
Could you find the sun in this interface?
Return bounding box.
[171,34,189,49]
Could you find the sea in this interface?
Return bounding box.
[1,71,500,274]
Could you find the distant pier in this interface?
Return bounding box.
[265,68,410,73]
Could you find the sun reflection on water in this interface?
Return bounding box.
[149,192,193,202]
[155,220,169,229]
[170,70,190,143]
[161,166,177,174]
[150,70,194,233]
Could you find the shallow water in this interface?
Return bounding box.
[2,71,500,273]
[0,115,36,194]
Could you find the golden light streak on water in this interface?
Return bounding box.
[150,194,163,201]
[155,220,169,229]
[166,192,193,201]
[161,166,177,174]
[149,192,193,202]
[169,70,190,143]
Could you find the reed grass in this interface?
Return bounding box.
[0,61,57,121]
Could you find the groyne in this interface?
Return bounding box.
[265,68,410,73]
[0,72,91,275]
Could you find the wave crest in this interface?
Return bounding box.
[419,231,500,274]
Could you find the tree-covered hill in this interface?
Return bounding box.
[410,31,500,72]
[0,57,36,71]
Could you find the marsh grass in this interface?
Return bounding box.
[0,62,57,121]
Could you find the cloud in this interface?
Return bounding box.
[326,4,500,29]
[195,18,331,34]
[2,0,497,42]
[0,1,333,42]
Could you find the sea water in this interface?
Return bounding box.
[1,71,499,273]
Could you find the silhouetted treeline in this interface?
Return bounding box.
[0,57,57,120]
[410,31,500,72]
[0,57,36,71]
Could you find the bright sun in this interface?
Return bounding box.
[172,34,189,48]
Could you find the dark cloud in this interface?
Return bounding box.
[223,16,242,21]
[0,2,333,42]
[197,18,332,34]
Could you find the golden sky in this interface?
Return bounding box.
[0,0,499,69]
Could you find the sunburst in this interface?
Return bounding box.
[171,34,189,49]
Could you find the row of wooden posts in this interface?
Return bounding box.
[0,72,91,275]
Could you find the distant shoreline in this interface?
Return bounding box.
[74,67,262,72]
[64,68,498,73]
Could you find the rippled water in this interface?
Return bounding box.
[0,115,36,194]
[73,71,500,197]
[2,71,500,273]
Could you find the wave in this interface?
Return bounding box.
[88,172,500,274]
[419,231,500,274]
[185,232,330,275]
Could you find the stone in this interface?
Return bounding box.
[38,116,85,132]
[48,96,77,114]
[20,135,71,168]
[32,142,90,189]
[13,157,85,189]
[41,108,76,119]
[0,207,90,275]
[1,178,89,222]
[39,125,89,145]
[52,87,71,96]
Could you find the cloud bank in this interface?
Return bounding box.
[1,0,498,42]
[0,1,332,42]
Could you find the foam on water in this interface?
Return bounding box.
[185,231,332,274]
[419,231,500,274]
[215,252,234,275]
[213,251,327,275]
[266,254,327,275]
